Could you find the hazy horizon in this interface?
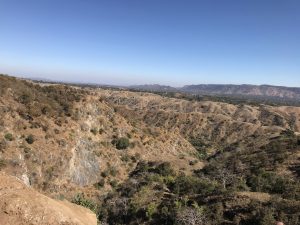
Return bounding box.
[1,73,298,89]
[1,1,300,87]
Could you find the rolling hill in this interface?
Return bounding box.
[0,74,299,225]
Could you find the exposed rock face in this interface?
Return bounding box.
[0,172,97,225]
[68,139,101,186]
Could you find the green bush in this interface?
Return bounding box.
[110,180,118,188]
[99,128,104,134]
[114,137,130,150]
[94,179,105,189]
[247,170,299,199]
[155,162,175,176]
[90,128,98,135]
[170,174,218,196]
[189,138,208,159]
[0,159,7,169]
[101,170,109,178]
[4,133,13,141]
[72,193,98,212]
[121,154,130,162]
[18,93,32,104]
[25,134,35,144]
[108,166,118,177]
[146,202,158,220]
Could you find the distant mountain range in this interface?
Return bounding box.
[28,76,300,102]
[129,84,300,101]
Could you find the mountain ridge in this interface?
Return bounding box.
[130,83,300,100]
[24,75,300,101]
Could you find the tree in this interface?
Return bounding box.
[216,168,235,189]
[109,197,130,216]
[107,197,130,224]
[176,207,206,225]
[260,208,276,225]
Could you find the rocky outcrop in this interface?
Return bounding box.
[0,172,97,225]
[68,139,101,186]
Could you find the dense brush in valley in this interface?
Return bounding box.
[0,74,300,224]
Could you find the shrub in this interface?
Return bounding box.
[170,174,218,196]
[25,134,35,144]
[0,159,7,169]
[23,147,31,159]
[72,193,98,212]
[94,179,105,189]
[135,161,150,173]
[155,162,175,176]
[189,138,208,159]
[110,180,118,188]
[114,137,130,150]
[121,154,130,162]
[247,170,299,198]
[99,128,104,134]
[146,202,158,220]
[90,128,98,135]
[101,170,109,178]
[4,133,13,141]
[108,166,118,177]
[18,93,32,104]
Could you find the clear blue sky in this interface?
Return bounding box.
[0,0,299,86]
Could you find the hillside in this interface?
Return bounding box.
[103,89,300,147]
[0,74,300,224]
[0,75,200,196]
[0,172,97,225]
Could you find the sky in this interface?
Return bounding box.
[0,0,299,87]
